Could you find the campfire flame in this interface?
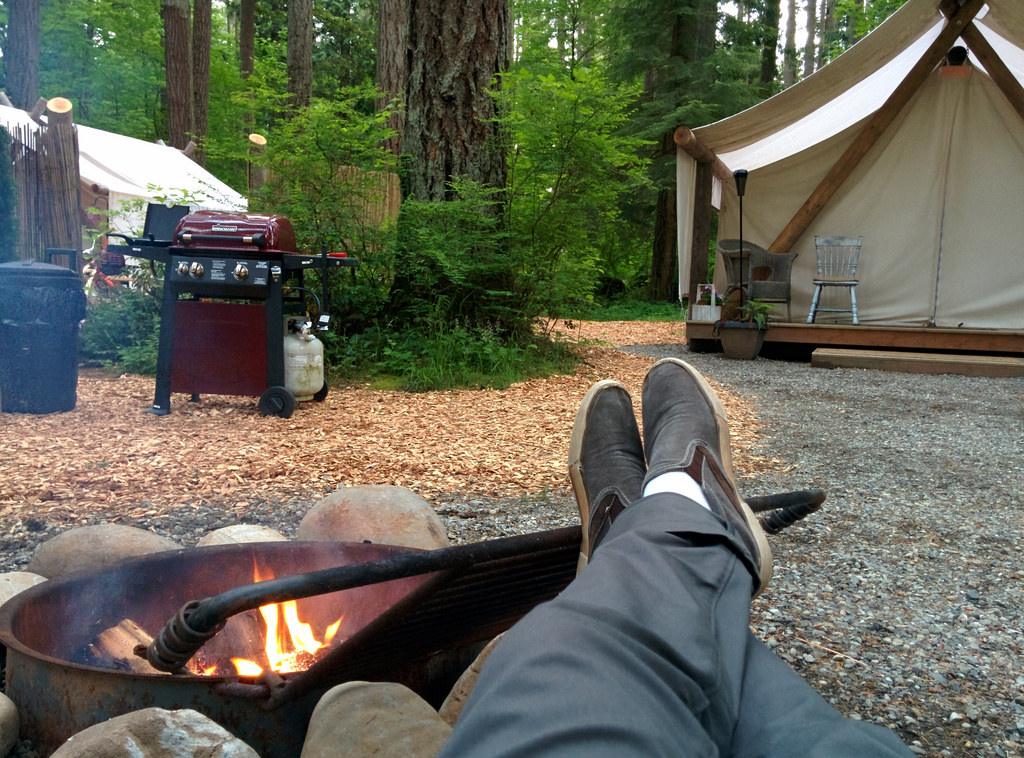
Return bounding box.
[228,564,343,677]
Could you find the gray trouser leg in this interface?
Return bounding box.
[437,493,912,758]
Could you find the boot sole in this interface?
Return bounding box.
[647,358,773,595]
[567,379,626,573]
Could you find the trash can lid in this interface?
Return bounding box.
[0,259,82,287]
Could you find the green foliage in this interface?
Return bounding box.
[573,298,684,322]
[377,321,576,392]
[232,89,400,332]
[500,66,652,321]
[79,290,161,374]
[0,125,17,262]
[738,298,773,329]
[828,0,908,61]
[390,180,522,334]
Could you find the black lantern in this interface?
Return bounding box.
[734,169,748,307]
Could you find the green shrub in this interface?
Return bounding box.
[80,290,161,373]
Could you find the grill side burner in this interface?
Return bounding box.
[129,210,358,417]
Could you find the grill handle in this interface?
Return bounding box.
[177,232,267,247]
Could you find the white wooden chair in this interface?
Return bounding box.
[807,235,862,325]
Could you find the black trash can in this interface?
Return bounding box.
[0,260,87,414]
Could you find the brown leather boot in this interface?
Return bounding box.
[567,380,646,573]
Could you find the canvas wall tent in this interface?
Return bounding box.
[676,0,1024,330]
[0,103,246,234]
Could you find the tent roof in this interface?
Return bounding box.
[0,104,246,213]
[694,0,1024,172]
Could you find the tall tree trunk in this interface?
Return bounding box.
[287,0,314,109]
[817,0,836,68]
[7,0,41,110]
[783,0,798,86]
[760,0,782,88]
[239,0,256,79]
[376,0,408,158]
[648,0,715,302]
[803,0,817,76]
[162,0,193,148]
[192,0,211,165]
[403,0,509,202]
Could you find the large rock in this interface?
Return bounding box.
[300,681,451,758]
[196,524,288,547]
[0,571,47,608]
[49,708,258,758]
[296,485,449,550]
[438,632,505,726]
[0,693,20,758]
[27,524,180,579]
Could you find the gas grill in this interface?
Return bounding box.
[121,209,358,417]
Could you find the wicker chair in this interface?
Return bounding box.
[717,239,799,322]
[807,235,863,325]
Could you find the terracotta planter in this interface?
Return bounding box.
[717,321,766,360]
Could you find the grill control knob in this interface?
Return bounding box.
[176,261,189,277]
[233,263,249,280]
[189,261,205,278]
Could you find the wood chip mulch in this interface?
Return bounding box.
[0,321,769,520]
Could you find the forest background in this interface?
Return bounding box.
[0,0,906,390]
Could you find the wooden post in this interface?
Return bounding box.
[247,133,267,192]
[688,161,713,304]
[674,127,732,183]
[767,0,986,254]
[42,97,82,272]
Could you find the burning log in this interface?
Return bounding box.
[87,619,165,675]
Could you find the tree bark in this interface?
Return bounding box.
[162,0,193,148]
[783,0,798,86]
[239,0,256,79]
[803,0,816,76]
[287,0,314,109]
[647,0,715,302]
[403,0,510,201]
[7,0,41,110]
[376,0,408,157]
[192,0,212,165]
[760,0,782,87]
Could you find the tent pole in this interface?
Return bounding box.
[767,0,986,255]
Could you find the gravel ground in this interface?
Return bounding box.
[1,342,1022,758]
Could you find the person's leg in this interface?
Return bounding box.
[439,359,913,758]
[436,493,758,758]
[730,636,914,757]
[441,370,764,757]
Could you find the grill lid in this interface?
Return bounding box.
[173,211,298,254]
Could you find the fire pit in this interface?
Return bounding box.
[0,529,581,757]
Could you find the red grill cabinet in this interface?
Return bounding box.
[126,210,358,417]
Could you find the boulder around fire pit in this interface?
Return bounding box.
[48,708,258,758]
[27,524,180,579]
[297,485,450,550]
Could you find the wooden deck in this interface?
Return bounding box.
[686,321,1024,373]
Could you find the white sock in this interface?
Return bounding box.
[643,471,711,510]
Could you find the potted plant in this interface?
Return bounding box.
[715,296,772,359]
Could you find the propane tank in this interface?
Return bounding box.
[283,317,324,401]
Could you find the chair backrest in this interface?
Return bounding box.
[716,239,769,286]
[813,235,862,279]
[717,239,797,297]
